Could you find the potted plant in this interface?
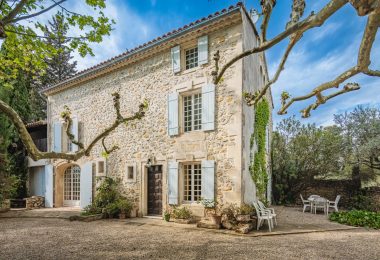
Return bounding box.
[118,199,133,219]
[163,209,171,222]
[236,204,255,223]
[198,198,221,225]
[172,206,192,224]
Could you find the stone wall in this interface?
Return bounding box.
[48,17,249,215]
[26,196,45,209]
[241,10,273,205]
[303,180,380,210]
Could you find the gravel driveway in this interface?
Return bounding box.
[0,218,379,260]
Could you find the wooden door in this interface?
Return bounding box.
[147,165,163,215]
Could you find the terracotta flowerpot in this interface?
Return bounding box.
[210,214,222,225]
[119,212,126,219]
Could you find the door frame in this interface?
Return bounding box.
[141,160,167,216]
[147,165,163,216]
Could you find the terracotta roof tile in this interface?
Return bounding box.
[42,2,243,93]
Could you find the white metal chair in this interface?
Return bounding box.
[312,197,328,214]
[253,202,273,232]
[327,195,341,214]
[300,194,311,213]
[258,200,277,226]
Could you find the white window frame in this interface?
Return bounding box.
[183,163,202,203]
[182,92,202,132]
[184,46,198,70]
[95,159,106,177]
[125,163,137,183]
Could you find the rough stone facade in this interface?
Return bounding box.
[45,8,271,216]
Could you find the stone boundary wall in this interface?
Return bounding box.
[304,180,380,210]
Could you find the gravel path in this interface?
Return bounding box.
[0,217,379,260]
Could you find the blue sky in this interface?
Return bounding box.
[52,0,380,126]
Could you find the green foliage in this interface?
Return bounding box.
[250,98,270,200]
[329,210,380,229]
[238,204,256,215]
[82,177,133,218]
[272,117,345,204]
[171,206,192,219]
[197,198,216,208]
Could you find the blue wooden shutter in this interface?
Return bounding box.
[80,162,93,209]
[72,117,79,152]
[168,92,179,136]
[168,161,179,205]
[53,122,62,152]
[201,160,215,200]
[44,164,54,207]
[201,84,215,131]
[171,45,180,73]
[198,35,208,65]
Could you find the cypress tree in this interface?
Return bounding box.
[41,12,77,87]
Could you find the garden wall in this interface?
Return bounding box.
[303,180,380,210]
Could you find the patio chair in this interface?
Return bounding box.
[258,200,277,226]
[300,194,311,213]
[327,195,341,214]
[312,198,328,214]
[253,202,273,232]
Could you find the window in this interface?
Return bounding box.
[67,140,72,152]
[127,166,134,180]
[183,163,202,202]
[183,93,202,132]
[96,160,106,177]
[185,47,198,70]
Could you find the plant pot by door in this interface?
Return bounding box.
[210,214,222,225]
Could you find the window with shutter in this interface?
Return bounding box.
[201,160,215,201]
[198,35,208,65]
[201,84,215,131]
[171,45,181,73]
[168,161,179,205]
[53,122,62,152]
[168,92,179,136]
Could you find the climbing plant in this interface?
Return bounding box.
[250,98,270,200]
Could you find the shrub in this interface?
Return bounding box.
[239,204,256,215]
[172,206,192,219]
[82,177,133,218]
[329,210,380,229]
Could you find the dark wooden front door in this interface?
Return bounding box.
[147,165,162,215]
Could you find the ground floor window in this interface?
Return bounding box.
[183,163,202,202]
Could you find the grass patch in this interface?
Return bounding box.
[329,210,380,229]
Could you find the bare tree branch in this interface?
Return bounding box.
[278,10,380,117]
[212,0,349,85]
[245,33,301,106]
[6,0,67,24]
[0,93,147,161]
[1,0,28,24]
[260,0,276,43]
[364,69,380,77]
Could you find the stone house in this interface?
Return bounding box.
[33,3,273,216]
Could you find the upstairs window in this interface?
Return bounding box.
[183,93,202,132]
[185,47,198,70]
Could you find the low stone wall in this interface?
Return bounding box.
[0,199,10,212]
[26,196,45,209]
[304,180,380,210]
